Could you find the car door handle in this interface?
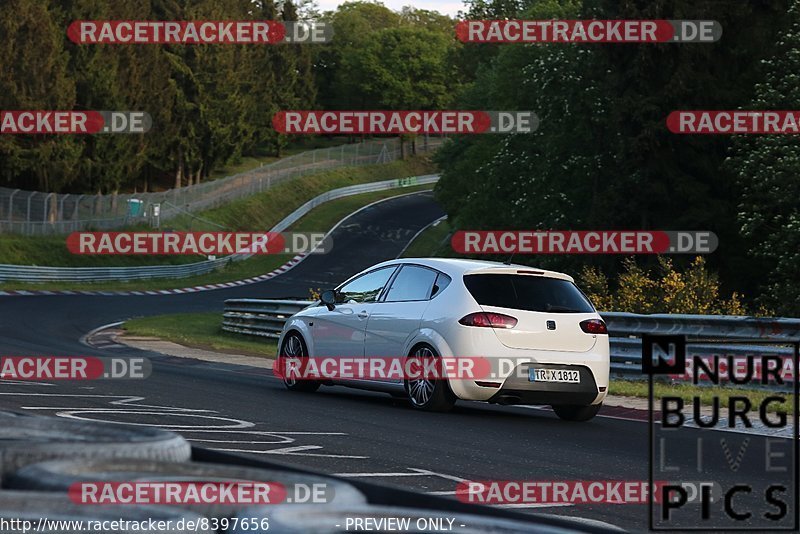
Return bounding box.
[357,310,369,319]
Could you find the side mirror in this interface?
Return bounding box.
[320,289,336,311]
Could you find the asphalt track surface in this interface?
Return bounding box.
[0,191,795,533]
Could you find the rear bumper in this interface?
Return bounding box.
[486,363,600,406]
[443,341,609,405]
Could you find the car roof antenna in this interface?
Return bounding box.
[503,253,515,265]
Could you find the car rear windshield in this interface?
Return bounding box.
[463,274,595,313]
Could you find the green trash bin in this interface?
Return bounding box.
[127,199,144,217]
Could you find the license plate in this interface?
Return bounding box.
[529,368,580,383]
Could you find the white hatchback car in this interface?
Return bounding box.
[277,258,610,421]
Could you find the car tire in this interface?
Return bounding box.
[8,459,367,518]
[279,332,320,393]
[0,491,214,533]
[404,344,456,412]
[552,403,602,422]
[0,411,190,480]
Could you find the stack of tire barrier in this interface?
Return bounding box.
[0,411,207,533]
[9,459,367,519]
[0,411,617,533]
[0,411,364,533]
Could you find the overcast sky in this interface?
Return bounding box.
[315,0,465,17]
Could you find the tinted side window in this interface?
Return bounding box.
[337,266,396,303]
[384,265,438,302]
[463,274,595,313]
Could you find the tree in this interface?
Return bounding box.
[360,26,456,110]
[435,0,790,296]
[0,0,80,194]
[729,0,800,315]
[360,24,459,157]
[314,1,402,110]
[0,0,320,195]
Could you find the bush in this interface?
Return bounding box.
[580,257,751,315]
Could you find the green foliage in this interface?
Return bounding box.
[401,218,453,258]
[360,26,455,110]
[0,0,80,192]
[580,257,750,315]
[0,154,436,268]
[315,1,461,112]
[435,0,792,310]
[728,0,800,315]
[316,2,402,110]
[0,0,455,195]
[0,0,317,194]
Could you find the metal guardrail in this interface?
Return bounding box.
[605,312,800,341]
[0,175,440,283]
[0,259,232,283]
[222,301,799,381]
[604,314,798,379]
[269,174,439,233]
[223,299,314,338]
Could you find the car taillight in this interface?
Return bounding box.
[580,319,608,334]
[459,312,518,329]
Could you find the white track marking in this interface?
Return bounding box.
[332,468,468,482]
[55,409,256,430]
[408,468,469,482]
[211,445,368,459]
[0,391,364,457]
[177,430,347,435]
[0,379,55,386]
[334,471,432,478]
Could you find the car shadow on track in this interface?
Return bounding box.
[305,385,616,426]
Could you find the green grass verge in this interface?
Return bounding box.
[206,137,350,181]
[401,217,453,258]
[0,155,435,270]
[610,380,794,414]
[124,312,277,358]
[0,183,434,292]
[0,236,199,267]
[173,157,434,232]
